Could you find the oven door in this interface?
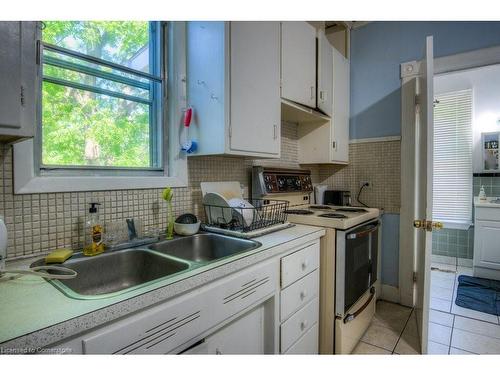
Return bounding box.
[336,219,380,317]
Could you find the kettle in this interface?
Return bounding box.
[314,185,328,205]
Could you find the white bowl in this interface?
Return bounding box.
[174,221,201,236]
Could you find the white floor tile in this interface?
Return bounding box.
[360,322,400,351]
[451,328,500,354]
[450,303,499,324]
[431,272,455,290]
[430,285,454,301]
[449,347,475,355]
[430,297,452,313]
[394,333,420,355]
[427,340,449,354]
[454,316,500,338]
[428,322,452,345]
[352,342,391,355]
[429,309,454,327]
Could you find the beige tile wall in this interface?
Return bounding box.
[0,122,400,260]
[317,140,401,213]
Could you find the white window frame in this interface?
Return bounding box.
[432,88,473,230]
[14,22,188,193]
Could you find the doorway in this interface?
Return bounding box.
[400,46,500,355]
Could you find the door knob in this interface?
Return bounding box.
[413,219,444,232]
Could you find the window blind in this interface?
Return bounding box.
[432,89,473,225]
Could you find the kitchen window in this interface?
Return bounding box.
[13,21,188,193]
[432,89,473,228]
[40,21,163,170]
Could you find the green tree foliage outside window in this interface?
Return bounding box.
[41,21,161,169]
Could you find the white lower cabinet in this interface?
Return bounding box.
[50,239,321,354]
[279,244,320,354]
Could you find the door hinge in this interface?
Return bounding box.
[414,94,420,105]
[413,271,417,283]
[20,85,25,106]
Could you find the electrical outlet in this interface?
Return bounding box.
[360,181,371,188]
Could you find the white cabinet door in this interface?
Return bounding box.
[474,220,500,269]
[281,22,317,108]
[0,21,37,140]
[317,30,333,117]
[331,47,349,163]
[229,22,280,156]
[205,304,267,354]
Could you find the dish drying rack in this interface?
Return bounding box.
[202,199,293,238]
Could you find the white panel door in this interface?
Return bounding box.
[331,47,349,163]
[281,22,317,108]
[317,30,333,117]
[229,21,280,156]
[414,36,434,354]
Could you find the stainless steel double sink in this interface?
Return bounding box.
[31,233,261,299]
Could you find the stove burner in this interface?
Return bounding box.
[318,213,348,219]
[284,209,314,215]
[309,205,332,210]
[335,207,368,213]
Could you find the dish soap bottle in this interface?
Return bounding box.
[479,185,487,202]
[83,203,105,256]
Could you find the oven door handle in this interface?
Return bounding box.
[343,287,375,324]
[346,221,380,240]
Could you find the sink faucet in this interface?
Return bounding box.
[126,218,137,241]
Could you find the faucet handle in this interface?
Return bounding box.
[126,218,137,240]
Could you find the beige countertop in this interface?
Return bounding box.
[0,224,325,349]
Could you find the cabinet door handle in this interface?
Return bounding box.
[300,320,308,331]
[319,90,325,101]
[273,124,277,140]
[332,141,337,150]
[300,290,307,300]
[301,260,308,270]
[310,86,315,100]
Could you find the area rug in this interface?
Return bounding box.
[455,275,500,316]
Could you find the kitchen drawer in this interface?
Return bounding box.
[210,258,278,325]
[284,323,318,354]
[280,297,319,353]
[83,292,206,354]
[281,242,319,288]
[280,269,319,321]
[475,206,500,221]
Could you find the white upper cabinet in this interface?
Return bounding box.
[331,47,349,163]
[229,22,281,156]
[317,30,333,117]
[187,21,280,158]
[281,22,317,108]
[0,22,38,142]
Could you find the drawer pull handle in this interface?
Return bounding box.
[301,260,308,270]
[300,291,307,300]
[300,320,308,331]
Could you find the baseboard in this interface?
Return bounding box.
[431,254,473,267]
[379,284,400,304]
[457,258,473,267]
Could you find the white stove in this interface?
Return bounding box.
[252,166,381,354]
[284,204,380,230]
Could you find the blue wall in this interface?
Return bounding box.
[351,22,500,287]
[350,21,500,140]
[381,214,400,287]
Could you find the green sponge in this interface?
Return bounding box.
[45,248,73,264]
